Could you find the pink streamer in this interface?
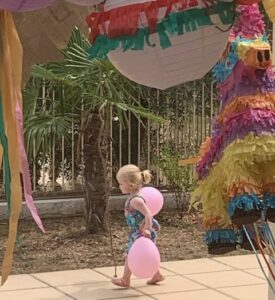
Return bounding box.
[15,99,45,233]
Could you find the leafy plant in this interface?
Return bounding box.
[156,146,197,218]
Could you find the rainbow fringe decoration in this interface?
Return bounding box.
[0,11,44,285]
[190,3,275,253]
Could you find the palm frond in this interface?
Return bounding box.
[25,27,164,157]
[24,114,74,158]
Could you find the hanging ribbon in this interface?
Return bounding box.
[0,10,44,285]
[15,101,45,233]
[0,96,11,213]
[0,11,23,286]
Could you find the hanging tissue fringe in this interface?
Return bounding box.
[197,109,275,179]
[227,194,262,217]
[204,229,236,245]
[86,0,206,42]
[88,2,234,59]
[264,195,275,209]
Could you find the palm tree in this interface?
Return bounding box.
[24,28,162,234]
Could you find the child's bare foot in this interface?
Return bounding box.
[147,273,165,285]
[111,277,130,288]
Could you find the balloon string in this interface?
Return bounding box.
[265,221,275,251]
[243,225,275,293]
[108,212,117,278]
[253,224,275,281]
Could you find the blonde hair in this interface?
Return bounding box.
[116,164,152,190]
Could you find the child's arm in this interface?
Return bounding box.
[130,197,152,236]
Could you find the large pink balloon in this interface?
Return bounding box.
[140,187,164,216]
[0,0,55,11]
[128,237,160,279]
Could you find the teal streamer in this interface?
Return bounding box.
[0,94,11,214]
[204,229,236,245]
[227,193,262,217]
[263,194,275,209]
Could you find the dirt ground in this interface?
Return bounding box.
[0,210,250,275]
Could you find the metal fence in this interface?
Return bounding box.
[28,79,219,195]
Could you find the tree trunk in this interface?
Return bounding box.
[83,110,110,234]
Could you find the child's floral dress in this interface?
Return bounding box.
[124,195,160,255]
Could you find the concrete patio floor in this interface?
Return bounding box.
[0,254,271,300]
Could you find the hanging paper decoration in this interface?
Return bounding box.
[87,0,235,89]
[0,11,45,285]
[108,26,231,89]
[0,0,102,11]
[189,4,275,255]
[263,0,275,23]
[86,0,207,42]
[107,1,234,90]
[13,1,93,82]
[0,0,263,12]
[0,0,55,11]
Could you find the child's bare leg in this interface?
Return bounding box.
[111,258,131,287]
[122,258,131,282]
[147,270,165,285]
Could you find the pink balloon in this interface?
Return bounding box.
[128,237,160,279]
[140,187,164,216]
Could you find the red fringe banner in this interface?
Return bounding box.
[86,0,205,42]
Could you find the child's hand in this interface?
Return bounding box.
[142,229,151,238]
